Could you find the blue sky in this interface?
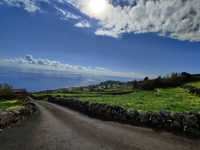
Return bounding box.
[0,0,200,90]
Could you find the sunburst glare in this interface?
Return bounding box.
[88,0,108,17]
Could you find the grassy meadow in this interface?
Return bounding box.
[0,100,23,111]
[33,87,200,112]
[186,81,200,88]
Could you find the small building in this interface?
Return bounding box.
[12,89,28,98]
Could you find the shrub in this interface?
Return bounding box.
[0,84,15,99]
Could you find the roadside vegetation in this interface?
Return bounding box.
[0,100,23,111]
[185,81,200,89]
[0,84,25,111]
[33,72,200,112]
[0,84,37,130]
[33,87,200,112]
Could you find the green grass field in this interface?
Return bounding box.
[33,87,200,112]
[0,100,23,111]
[186,81,200,88]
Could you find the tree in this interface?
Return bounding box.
[144,76,149,81]
[132,80,138,89]
[0,83,15,99]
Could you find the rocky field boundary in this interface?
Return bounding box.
[190,88,200,96]
[183,85,200,97]
[44,96,200,138]
[0,98,37,131]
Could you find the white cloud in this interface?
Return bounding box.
[2,0,200,41]
[2,0,42,12]
[75,20,91,28]
[95,28,119,38]
[55,7,80,20]
[0,55,146,79]
[55,0,200,42]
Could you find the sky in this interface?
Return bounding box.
[0,0,200,91]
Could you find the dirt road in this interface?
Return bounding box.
[0,101,199,150]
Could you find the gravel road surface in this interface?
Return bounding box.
[0,101,199,150]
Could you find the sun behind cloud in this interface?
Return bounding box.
[87,0,109,18]
[89,0,106,14]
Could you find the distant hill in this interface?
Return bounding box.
[0,66,136,92]
[37,72,200,93]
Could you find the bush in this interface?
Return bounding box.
[132,72,200,90]
[0,84,15,99]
